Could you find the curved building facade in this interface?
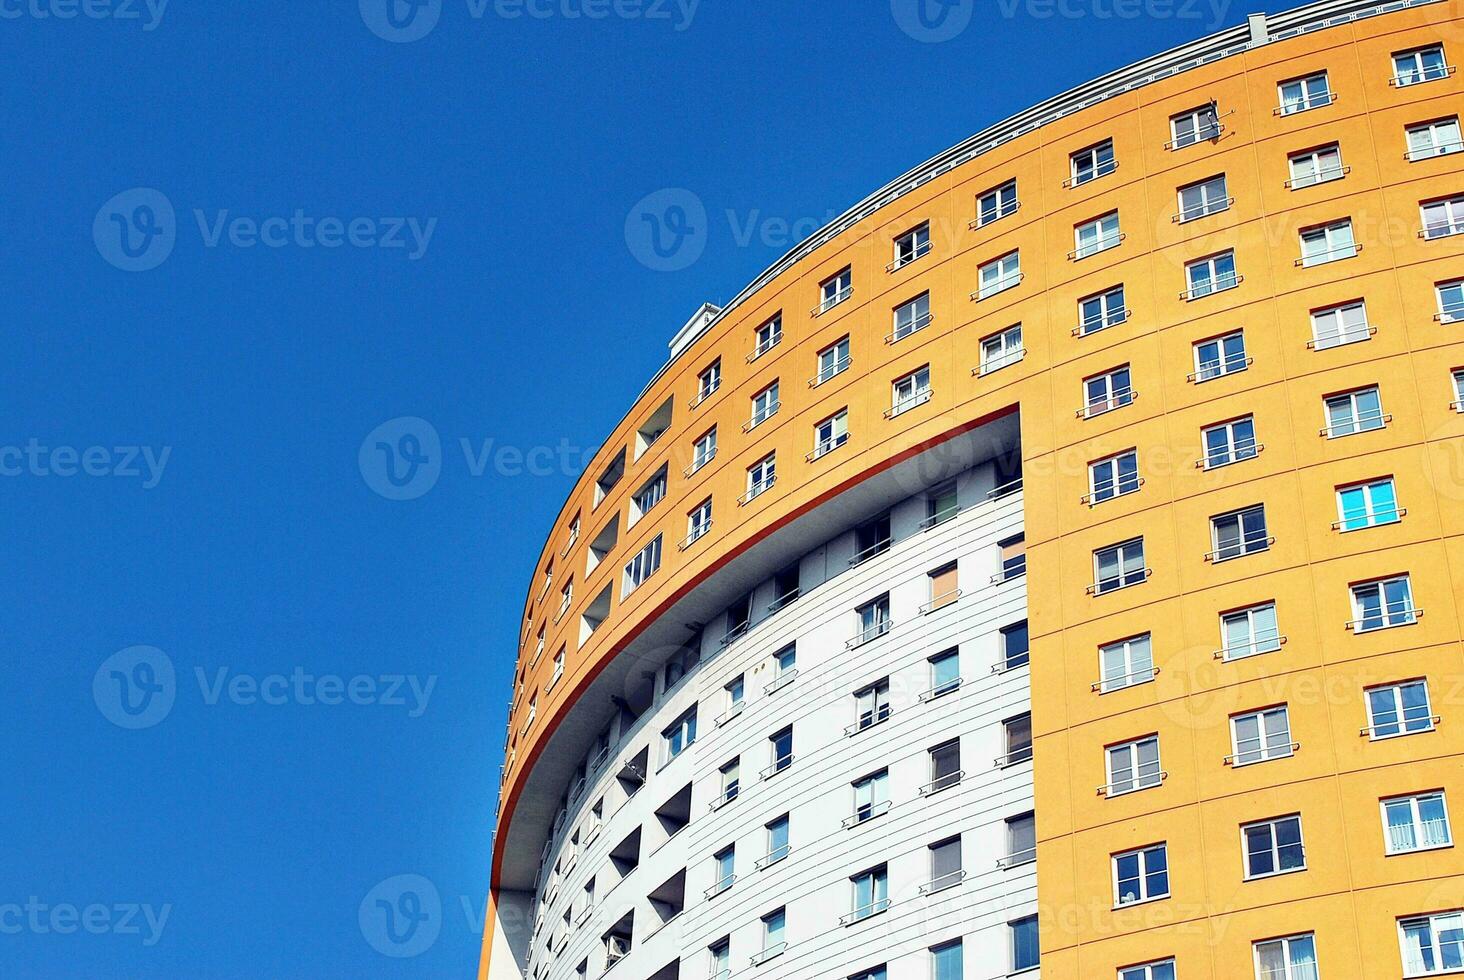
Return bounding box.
[482,1,1464,977]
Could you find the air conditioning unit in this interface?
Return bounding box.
[606,935,632,963]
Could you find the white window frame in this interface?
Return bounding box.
[692,427,717,473]
[1241,813,1306,880]
[892,292,932,341]
[1093,538,1146,594]
[1393,44,1450,85]
[977,251,1021,299]
[1299,219,1357,266]
[1177,173,1229,221]
[1288,143,1345,188]
[1070,139,1116,185]
[1350,575,1417,632]
[1324,386,1386,438]
[1310,300,1371,350]
[979,324,1024,374]
[1221,603,1282,660]
[1398,910,1464,977]
[821,267,853,312]
[812,409,849,459]
[1170,103,1220,148]
[1421,195,1464,239]
[1452,368,1464,412]
[1278,72,1332,114]
[892,222,931,270]
[1099,633,1154,693]
[687,498,713,545]
[1438,278,1464,323]
[1407,117,1463,161]
[1120,960,1176,980]
[1105,735,1162,796]
[1088,449,1139,504]
[698,360,722,403]
[662,706,697,763]
[1193,330,1247,382]
[753,314,782,358]
[816,336,851,385]
[746,455,776,498]
[1209,504,1270,562]
[1382,791,1452,855]
[1074,210,1122,259]
[749,382,780,429]
[1078,284,1127,335]
[1083,365,1134,417]
[1336,478,1400,531]
[1229,705,1294,766]
[1183,250,1239,299]
[976,180,1018,226]
[1112,843,1169,906]
[1201,416,1258,468]
[891,366,932,416]
[1253,933,1318,980]
[1365,679,1435,740]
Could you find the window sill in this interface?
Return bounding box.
[1113,893,1170,911]
[1386,842,1454,857]
[1243,866,1307,883]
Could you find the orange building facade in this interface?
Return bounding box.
[484,2,1464,977]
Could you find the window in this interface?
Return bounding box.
[685,498,713,546]
[1351,575,1417,632]
[1401,911,1464,976]
[1253,934,1317,979]
[1209,504,1270,561]
[1299,219,1357,266]
[1113,843,1169,906]
[1093,538,1146,594]
[773,645,796,680]
[849,865,888,921]
[1002,713,1033,766]
[1324,387,1385,438]
[1439,278,1464,323]
[891,365,932,416]
[764,814,791,865]
[925,481,958,527]
[1073,210,1122,259]
[932,939,963,980]
[853,679,892,732]
[1121,961,1175,980]
[709,938,731,980]
[723,674,744,714]
[1407,117,1463,161]
[1004,812,1036,867]
[1222,603,1282,660]
[1230,705,1293,766]
[1071,139,1116,186]
[1421,195,1464,239]
[622,535,662,595]
[711,845,735,895]
[549,647,564,687]
[1010,915,1039,972]
[749,382,780,429]
[1171,102,1220,147]
[1099,634,1154,692]
[758,908,786,961]
[927,740,961,794]
[661,707,696,762]
[1337,478,1400,531]
[851,770,890,823]
[690,427,716,474]
[631,468,667,520]
[716,757,740,807]
[820,266,853,312]
[998,534,1027,581]
[979,323,1024,374]
[977,251,1021,299]
[1002,620,1030,671]
[558,579,573,618]
[1310,300,1371,350]
[812,409,849,459]
[1089,449,1139,503]
[1289,143,1345,188]
[1084,365,1134,417]
[1243,814,1306,879]
[745,453,776,502]
[927,562,959,612]
[697,360,722,404]
[1278,72,1332,114]
[853,513,891,565]
[849,968,887,980]
[928,836,963,891]
[1177,173,1229,221]
[1454,369,1464,410]
[1202,416,1258,468]
[1106,735,1161,795]
[1076,285,1127,337]
[816,336,851,385]
[854,594,892,645]
[768,726,793,774]
[892,291,932,341]
[1383,792,1452,854]
[1184,250,1239,299]
[1193,331,1248,382]
[977,179,1018,226]
[929,648,960,698]
[1367,680,1435,739]
[1393,44,1450,85]
[892,222,931,269]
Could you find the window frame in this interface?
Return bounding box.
[1241,813,1307,880]
[1229,704,1294,767]
[1112,842,1170,907]
[1381,791,1452,856]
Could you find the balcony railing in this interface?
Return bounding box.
[764,668,797,695]
[885,388,933,418]
[760,754,794,779]
[1092,666,1160,692]
[1165,121,1225,151]
[1390,64,1455,86]
[704,874,736,900]
[1284,165,1349,189]
[747,332,782,363]
[679,522,712,551]
[920,770,964,796]
[755,845,791,870]
[994,746,1034,768]
[689,378,721,410]
[845,619,893,649]
[742,403,780,433]
[1078,388,1136,419]
[1097,770,1166,796]
[968,199,1020,229]
[976,346,1026,375]
[997,847,1037,869]
[1062,158,1118,188]
[1405,139,1464,162]
[1086,567,1152,595]
[1203,532,1274,563]
[1213,634,1286,660]
[1361,715,1439,739]
[749,942,788,967]
[918,870,966,895]
[844,705,892,736]
[839,898,891,926]
[807,433,848,462]
[970,271,1023,301]
[919,589,962,615]
[1179,272,1242,301]
[809,356,852,387]
[887,239,932,272]
[849,538,892,567]
[714,701,744,727]
[1420,219,1464,240]
[684,449,715,478]
[738,476,776,505]
[918,677,962,702]
[1173,196,1233,222]
[1345,603,1422,632]
[1187,354,1251,383]
[1197,443,1260,469]
[813,286,853,316]
[1296,242,1361,266]
[1072,308,1129,336]
[1224,741,1299,766]
[1331,506,1405,531]
[885,312,934,344]
[841,799,892,828]
[1068,232,1125,260]
[1274,90,1335,115]
[1320,413,1390,438]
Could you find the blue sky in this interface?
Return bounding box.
[5,1,1246,975]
